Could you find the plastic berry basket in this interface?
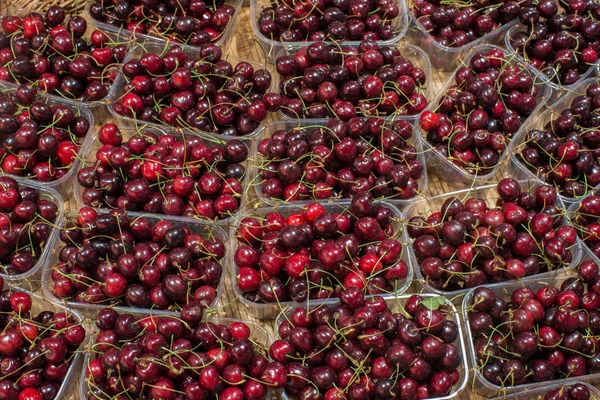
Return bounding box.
[72,124,250,227]
[508,78,600,208]
[84,0,242,50]
[79,315,272,400]
[273,43,432,123]
[418,44,552,189]
[0,9,132,124]
[40,208,228,317]
[0,282,86,400]
[403,179,582,299]
[249,119,428,209]
[107,41,269,142]
[228,200,413,320]
[505,23,598,100]
[0,81,94,199]
[249,0,409,62]
[405,0,518,72]
[567,193,600,268]
[489,381,600,399]
[462,276,600,397]
[0,177,65,288]
[274,294,469,400]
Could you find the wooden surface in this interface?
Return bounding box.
[0,2,558,399]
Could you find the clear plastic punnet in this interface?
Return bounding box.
[405,0,518,72]
[490,381,600,399]
[249,0,409,62]
[41,209,228,317]
[73,124,250,227]
[249,119,428,209]
[404,179,582,298]
[418,44,551,189]
[508,78,600,208]
[229,200,413,319]
[274,294,469,400]
[107,41,269,142]
[273,43,432,123]
[462,276,600,397]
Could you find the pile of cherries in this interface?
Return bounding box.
[0,282,86,400]
[408,178,577,292]
[467,260,600,388]
[49,207,225,310]
[276,40,428,119]
[234,196,408,304]
[538,384,594,400]
[0,84,90,182]
[257,0,402,42]
[420,48,540,175]
[517,82,600,199]
[508,0,600,86]
[269,294,463,399]
[411,0,521,48]
[85,309,271,400]
[257,117,423,201]
[0,177,59,276]
[113,45,273,137]
[78,124,247,220]
[88,0,236,45]
[570,191,600,260]
[0,6,129,101]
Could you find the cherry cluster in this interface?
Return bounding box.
[508,0,600,86]
[50,207,224,310]
[517,82,600,199]
[411,0,521,48]
[0,177,59,276]
[85,309,271,400]
[113,45,273,137]
[420,48,540,175]
[409,178,577,292]
[268,294,463,399]
[467,266,600,389]
[256,117,423,202]
[0,84,90,182]
[539,384,593,400]
[89,0,235,45]
[571,192,600,260]
[276,40,428,119]
[0,6,129,101]
[234,196,408,304]
[78,124,247,220]
[257,0,402,42]
[0,282,86,400]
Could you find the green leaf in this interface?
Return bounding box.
[420,296,446,311]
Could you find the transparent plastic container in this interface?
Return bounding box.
[0,81,94,199]
[419,44,551,189]
[568,194,600,269]
[505,23,598,100]
[405,0,518,72]
[41,209,228,317]
[249,119,428,209]
[275,294,469,400]
[84,0,242,50]
[490,382,600,399]
[0,9,132,124]
[462,277,600,397]
[404,179,582,299]
[0,283,86,400]
[249,0,409,62]
[73,124,250,227]
[0,177,64,288]
[508,78,600,208]
[107,41,268,142]
[274,43,432,123]
[79,315,272,399]
[229,200,413,320]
